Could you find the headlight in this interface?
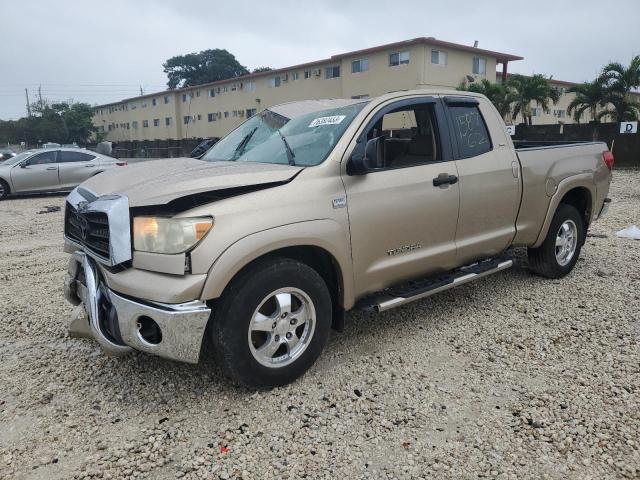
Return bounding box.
[133,216,213,254]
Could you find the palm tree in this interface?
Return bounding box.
[457,78,514,120]
[508,74,560,125]
[598,56,640,121]
[567,80,607,123]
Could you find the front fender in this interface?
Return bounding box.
[532,173,597,248]
[199,219,355,309]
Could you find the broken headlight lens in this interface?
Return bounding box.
[133,216,213,254]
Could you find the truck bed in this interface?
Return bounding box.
[512,141,611,246]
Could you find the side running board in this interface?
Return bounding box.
[357,256,513,313]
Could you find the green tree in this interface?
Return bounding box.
[163,49,249,89]
[597,56,640,121]
[508,74,560,125]
[567,79,607,123]
[0,100,95,145]
[457,78,514,119]
[252,66,273,73]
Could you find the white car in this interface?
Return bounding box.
[0,148,127,199]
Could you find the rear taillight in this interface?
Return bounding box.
[602,151,614,170]
[116,162,128,167]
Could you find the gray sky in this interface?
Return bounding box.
[1,0,638,119]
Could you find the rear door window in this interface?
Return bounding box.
[448,105,492,158]
[59,151,95,162]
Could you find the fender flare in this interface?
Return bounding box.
[199,219,355,309]
[532,173,596,248]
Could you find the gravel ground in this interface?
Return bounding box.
[0,171,638,480]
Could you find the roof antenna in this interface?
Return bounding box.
[473,40,478,48]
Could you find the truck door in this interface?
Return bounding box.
[342,97,460,296]
[443,96,521,264]
[10,150,60,192]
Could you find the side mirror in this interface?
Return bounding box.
[348,136,385,175]
[20,162,28,168]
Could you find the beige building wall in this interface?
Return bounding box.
[92,38,521,141]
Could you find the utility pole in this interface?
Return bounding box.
[140,85,143,96]
[25,88,31,117]
[38,85,43,109]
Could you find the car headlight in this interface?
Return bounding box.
[133,216,213,254]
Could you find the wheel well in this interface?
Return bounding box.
[560,187,592,229]
[225,245,345,330]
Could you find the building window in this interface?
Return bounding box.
[389,51,410,66]
[142,120,149,128]
[208,88,216,97]
[130,103,137,110]
[208,113,216,122]
[223,111,229,118]
[165,117,172,126]
[164,95,170,104]
[245,81,256,92]
[132,121,138,129]
[153,118,160,127]
[351,94,370,99]
[152,98,158,106]
[196,90,200,97]
[182,94,187,102]
[431,50,448,66]
[558,87,566,95]
[246,108,256,117]
[269,76,281,88]
[291,72,299,81]
[553,109,566,118]
[183,116,192,124]
[473,56,487,75]
[325,65,340,79]
[351,59,369,73]
[531,107,542,117]
[304,70,311,79]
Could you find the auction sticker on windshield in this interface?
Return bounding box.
[308,115,346,127]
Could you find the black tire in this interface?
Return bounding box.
[210,257,332,388]
[528,203,584,278]
[0,179,9,200]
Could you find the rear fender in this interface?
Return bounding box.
[532,173,596,248]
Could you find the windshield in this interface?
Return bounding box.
[202,102,367,166]
[1,151,32,166]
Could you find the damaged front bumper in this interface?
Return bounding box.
[64,251,211,363]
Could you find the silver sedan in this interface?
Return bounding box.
[0,148,126,199]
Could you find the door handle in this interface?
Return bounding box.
[432,173,458,187]
[85,164,95,167]
[46,166,57,170]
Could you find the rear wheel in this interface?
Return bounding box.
[210,258,332,388]
[528,203,584,278]
[0,180,9,200]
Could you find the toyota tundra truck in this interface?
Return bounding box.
[63,91,613,388]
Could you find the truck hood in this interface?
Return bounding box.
[81,158,304,207]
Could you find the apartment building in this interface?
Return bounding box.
[93,37,522,141]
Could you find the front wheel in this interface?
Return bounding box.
[528,203,584,278]
[0,180,9,200]
[210,258,332,388]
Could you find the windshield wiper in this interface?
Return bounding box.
[277,130,296,166]
[233,126,258,159]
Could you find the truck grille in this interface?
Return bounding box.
[65,204,111,260]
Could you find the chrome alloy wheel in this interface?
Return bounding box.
[0,182,5,197]
[555,219,578,266]
[248,288,316,368]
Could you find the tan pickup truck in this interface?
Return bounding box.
[63,90,613,387]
